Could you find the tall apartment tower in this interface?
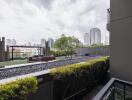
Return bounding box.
[84,33,90,46]
[104,36,109,45]
[90,28,101,45]
[41,38,46,48]
[6,39,12,46]
[48,38,54,49]
[12,39,17,46]
[0,37,5,61]
[27,42,31,46]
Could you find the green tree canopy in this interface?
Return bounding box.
[54,34,82,58]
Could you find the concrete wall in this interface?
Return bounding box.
[28,81,53,100]
[110,0,132,82]
[75,46,110,56]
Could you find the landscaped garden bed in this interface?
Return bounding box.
[28,55,56,62]
[0,60,27,67]
[0,77,38,100]
[0,57,92,80]
[0,57,109,100]
[50,56,109,100]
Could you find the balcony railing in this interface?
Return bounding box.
[107,9,110,31]
[93,78,132,100]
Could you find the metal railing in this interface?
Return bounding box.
[93,78,132,100]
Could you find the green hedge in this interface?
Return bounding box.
[50,57,109,100]
[50,57,109,78]
[0,77,38,100]
[0,57,109,100]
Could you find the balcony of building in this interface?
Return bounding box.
[94,78,132,100]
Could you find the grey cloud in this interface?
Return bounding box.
[0,14,5,20]
[0,0,110,43]
[71,0,77,3]
[5,0,24,6]
[31,0,54,10]
[3,0,36,19]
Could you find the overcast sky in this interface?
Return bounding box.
[0,0,109,44]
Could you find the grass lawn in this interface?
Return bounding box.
[0,60,27,67]
[0,56,74,67]
[56,56,66,60]
[0,57,63,67]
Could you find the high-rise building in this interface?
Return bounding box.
[90,28,101,45]
[0,37,5,61]
[33,43,36,46]
[104,36,109,45]
[84,33,90,46]
[6,39,17,46]
[27,42,31,46]
[11,39,17,46]
[41,38,46,47]
[6,39,12,46]
[48,38,54,49]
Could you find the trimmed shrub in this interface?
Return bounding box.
[50,57,109,79]
[50,57,109,100]
[28,55,55,62]
[0,77,38,100]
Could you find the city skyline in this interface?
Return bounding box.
[3,28,109,46]
[0,0,109,44]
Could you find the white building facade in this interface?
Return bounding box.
[41,38,46,48]
[84,33,90,46]
[48,38,54,49]
[6,39,17,46]
[90,28,101,45]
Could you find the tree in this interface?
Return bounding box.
[54,35,81,59]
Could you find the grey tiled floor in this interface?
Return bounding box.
[82,85,103,100]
